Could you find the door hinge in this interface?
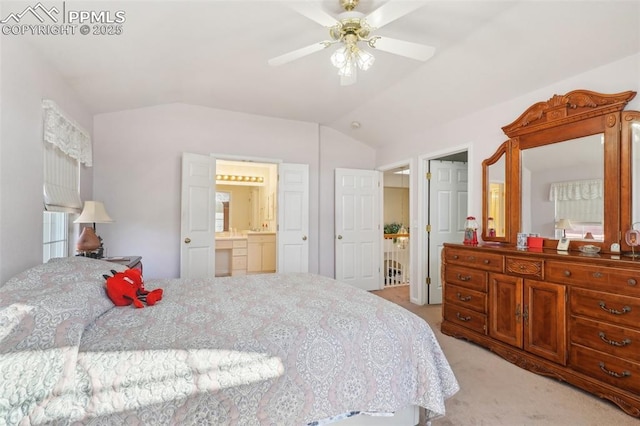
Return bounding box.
[426,224,431,233]
[426,172,431,180]
[426,276,431,285]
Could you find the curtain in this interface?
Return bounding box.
[42,100,92,165]
[549,179,603,222]
[42,100,92,212]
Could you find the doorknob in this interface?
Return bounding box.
[302,235,307,241]
[184,237,191,244]
[337,235,343,239]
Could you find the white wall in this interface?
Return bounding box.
[318,126,376,277]
[2,35,637,284]
[0,37,93,284]
[377,53,640,234]
[93,104,377,279]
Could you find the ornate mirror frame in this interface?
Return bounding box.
[621,110,640,251]
[482,140,511,242]
[483,89,637,249]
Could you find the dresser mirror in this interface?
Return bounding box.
[520,133,603,240]
[482,141,509,241]
[483,89,637,249]
[621,111,640,250]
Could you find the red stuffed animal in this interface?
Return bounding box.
[103,268,163,308]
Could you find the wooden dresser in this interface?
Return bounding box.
[442,243,640,418]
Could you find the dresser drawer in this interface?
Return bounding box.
[248,234,276,243]
[232,256,247,269]
[570,344,640,394]
[546,261,608,288]
[233,239,248,248]
[571,316,640,363]
[445,265,487,292]
[547,261,640,296]
[443,304,487,335]
[571,287,640,328]
[506,257,543,278]
[444,248,503,272]
[608,269,640,297]
[216,240,233,250]
[444,283,487,313]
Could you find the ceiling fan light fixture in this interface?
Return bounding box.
[330,45,349,68]
[331,38,373,84]
[270,0,435,86]
[337,57,356,77]
[354,47,374,71]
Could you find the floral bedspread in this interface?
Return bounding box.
[0,257,458,425]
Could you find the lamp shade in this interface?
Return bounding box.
[556,218,572,229]
[74,201,114,224]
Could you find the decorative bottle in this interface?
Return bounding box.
[488,217,496,237]
[464,216,479,245]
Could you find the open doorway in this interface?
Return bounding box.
[425,151,468,304]
[375,165,411,302]
[180,154,309,279]
[214,159,278,277]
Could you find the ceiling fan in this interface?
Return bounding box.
[268,0,435,85]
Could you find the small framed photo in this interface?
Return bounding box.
[557,238,570,251]
[516,233,528,248]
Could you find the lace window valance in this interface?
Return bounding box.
[549,179,603,223]
[42,99,92,166]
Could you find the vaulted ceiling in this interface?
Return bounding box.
[12,0,640,148]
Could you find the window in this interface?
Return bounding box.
[43,212,68,261]
[42,100,92,261]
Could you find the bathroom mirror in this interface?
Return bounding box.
[215,185,261,232]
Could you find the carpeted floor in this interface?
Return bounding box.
[371,285,639,426]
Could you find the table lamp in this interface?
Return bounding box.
[556,218,572,238]
[74,201,114,258]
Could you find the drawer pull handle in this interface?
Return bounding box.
[452,255,459,259]
[456,274,471,282]
[456,292,472,302]
[466,256,476,261]
[628,278,637,286]
[483,259,490,264]
[456,312,471,322]
[563,270,571,277]
[598,331,632,347]
[592,272,603,279]
[599,301,632,315]
[598,362,631,379]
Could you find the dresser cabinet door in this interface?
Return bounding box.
[489,272,523,348]
[524,279,567,365]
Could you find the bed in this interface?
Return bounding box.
[0,256,458,425]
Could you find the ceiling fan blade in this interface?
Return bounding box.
[365,0,427,29]
[268,42,330,66]
[370,37,435,61]
[290,3,338,28]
